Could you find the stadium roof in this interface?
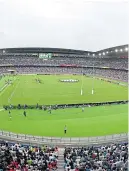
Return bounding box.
[0,44,128,55]
[0,47,91,54]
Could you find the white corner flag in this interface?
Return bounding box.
[81,89,83,95]
[92,89,94,95]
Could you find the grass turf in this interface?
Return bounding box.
[0,74,128,137]
[0,104,128,137]
[0,75,128,106]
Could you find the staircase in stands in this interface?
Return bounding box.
[57,148,64,171]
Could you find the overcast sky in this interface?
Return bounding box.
[0,0,128,51]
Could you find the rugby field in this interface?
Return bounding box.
[0,75,128,106]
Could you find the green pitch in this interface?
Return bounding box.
[0,104,128,137]
[0,74,128,137]
[0,75,128,106]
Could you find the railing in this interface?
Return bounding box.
[0,130,128,146]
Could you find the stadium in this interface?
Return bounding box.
[0,45,128,170]
[0,1,128,170]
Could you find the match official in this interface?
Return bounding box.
[64,125,67,134]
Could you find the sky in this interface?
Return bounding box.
[0,0,128,51]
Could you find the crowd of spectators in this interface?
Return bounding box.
[0,66,128,82]
[0,140,128,171]
[0,141,58,171]
[0,54,128,82]
[0,55,128,69]
[64,143,128,171]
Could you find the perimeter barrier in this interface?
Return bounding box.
[0,130,128,147]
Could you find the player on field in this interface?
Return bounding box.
[8,110,11,119]
[48,106,52,114]
[82,105,84,112]
[23,110,26,117]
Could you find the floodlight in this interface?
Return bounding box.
[103,52,105,55]
[99,53,101,56]
[93,54,95,56]
[106,51,108,54]
[115,49,118,52]
[120,49,123,52]
[125,47,128,51]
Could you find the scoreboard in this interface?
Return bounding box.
[39,53,52,59]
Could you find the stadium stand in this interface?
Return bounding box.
[0,67,128,82]
[0,55,128,69]
[0,140,128,171]
[0,140,58,171]
[64,143,128,171]
[0,45,128,82]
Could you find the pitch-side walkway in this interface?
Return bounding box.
[0,130,128,147]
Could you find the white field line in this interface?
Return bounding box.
[0,84,8,92]
[0,84,11,97]
[0,109,4,112]
[0,84,9,106]
[8,81,20,103]
[0,78,17,97]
